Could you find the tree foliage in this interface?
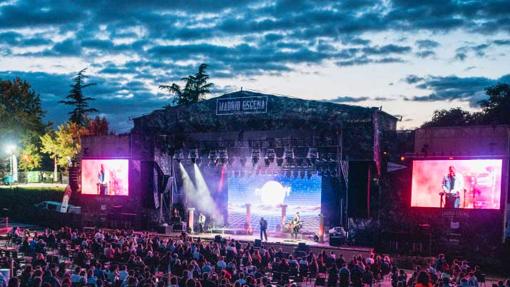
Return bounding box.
[19,143,42,171]
[422,83,510,128]
[82,116,110,136]
[41,122,84,169]
[0,77,46,144]
[421,107,477,128]
[160,63,213,106]
[60,68,98,126]
[479,83,510,125]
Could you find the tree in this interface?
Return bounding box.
[479,83,510,124]
[0,77,46,143]
[60,68,98,126]
[421,107,477,128]
[19,143,42,171]
[41,122,84,181]
[82,116,110,136]
[160,63,213,106]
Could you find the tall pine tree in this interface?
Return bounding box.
[60,68,98,126]
[159,63,213,106]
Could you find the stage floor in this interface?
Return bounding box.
[190,231,326,246]
[183,231,373,258]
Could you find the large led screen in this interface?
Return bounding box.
[81,159,129,196]
[228,174,321,233]
[411,159,502,209]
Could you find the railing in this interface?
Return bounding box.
[1,171,68,185]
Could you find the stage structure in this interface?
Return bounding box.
[75,91,398,237]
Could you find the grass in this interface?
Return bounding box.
[0,185,65,222]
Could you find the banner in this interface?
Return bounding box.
[60,185,72,213]
[216,96,268,115]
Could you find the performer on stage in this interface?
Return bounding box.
[97,164,108,195]
[442,166,464,208]
[259,217,268,241]
[198,213,206,233]
[291,212,302,239]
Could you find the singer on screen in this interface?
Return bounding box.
[97,164,108,195]
[442,166,464,208]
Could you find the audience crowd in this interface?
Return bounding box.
[0,227,508,287]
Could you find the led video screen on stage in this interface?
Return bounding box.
[411,159,502,209]
[228,174,321,233]
[81,159,129,196]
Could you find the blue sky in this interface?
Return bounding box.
[0,0,509,132]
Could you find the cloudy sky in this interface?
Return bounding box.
[1,0,509,132]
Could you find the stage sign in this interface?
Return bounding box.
[216,96,268,115]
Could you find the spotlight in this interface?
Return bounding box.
[208,150,218,166]
[252,149,260,166]
[265,148,276,163]
[175,150,185,162]
[307,148,318,165]
[218,149,228,165]
[284,148,294,166]
[189,148,199,160]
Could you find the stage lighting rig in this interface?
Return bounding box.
[189,149,199,163]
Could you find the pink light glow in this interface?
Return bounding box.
[81,159,129,196]
[411,159,502,209]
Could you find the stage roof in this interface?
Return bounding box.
[132,90,398,134]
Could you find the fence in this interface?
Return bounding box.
[1,171,69,185]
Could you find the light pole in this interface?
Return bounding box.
[5,144,17,184]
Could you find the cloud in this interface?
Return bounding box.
[454,43,491,61]
[403,73,510,106]
[416,50,435,58]
[0,0,509,129]
[0,71,167,132]
[415,40,440,49]
[326,95,394,103]
[0,0,508,77]
[328,96,370,103]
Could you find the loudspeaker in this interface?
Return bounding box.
[157,225,173,234]
[254,239,262,247]
[348,161,372,217]
[329,235,346,246]
[172,223,184,232]
[214,235,222,243]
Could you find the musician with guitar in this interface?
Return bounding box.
[290,212,303,239]
[441,166,464,208]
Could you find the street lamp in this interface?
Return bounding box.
[5,144,17,183]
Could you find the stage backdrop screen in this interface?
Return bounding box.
[228,174,321,233]
[81,159,129,196]
[411,159,502,209]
